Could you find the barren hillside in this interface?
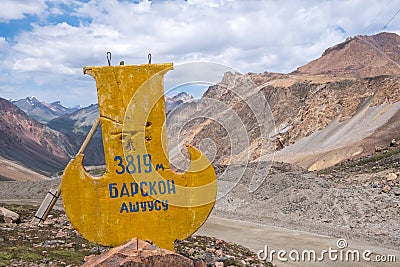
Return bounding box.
[292,32,400,78]
[0,156,50,181]
[166,32,400,171]
[0,98,74,175]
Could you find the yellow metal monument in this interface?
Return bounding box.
[61,62,217,250]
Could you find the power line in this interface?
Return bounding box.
[381,7,400,31]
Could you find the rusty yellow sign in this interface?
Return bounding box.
[61,63,217,250]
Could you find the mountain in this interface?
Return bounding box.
[165,92,195,114]
[0,98,75,175]
[292,32,400,78]
[47,93,195,136]
[2,32,399,178]
[47,104,104,166]
[12,97,79,123]
[47,104,99,135]
[166,32,400,171]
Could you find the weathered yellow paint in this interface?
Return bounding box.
[61,63,217,250]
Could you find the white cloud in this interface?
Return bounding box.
[0,0,399,106]
[0,37,7,51]
[0,0,47,22]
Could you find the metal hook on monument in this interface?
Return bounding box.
[107,52,112,66]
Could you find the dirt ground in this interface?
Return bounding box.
[0,204,272,267]
[0,147,399,265]
[213,147,400,251]
[0,156,50,182]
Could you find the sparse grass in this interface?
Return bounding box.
[0,204,98,266]
[19,251,42,261]
[0,245,99,266]
[0,251,13,267]
[320,146,400,175]
[50,249,92,264]
[0,248,42,265]
[354,147,400,167]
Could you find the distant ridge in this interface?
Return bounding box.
[165,92,195,114]
[47,104,99,135]
[13,96,79,123]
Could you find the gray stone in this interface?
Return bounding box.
[0,207,20,223]
[387,173,397,181]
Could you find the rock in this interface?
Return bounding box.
[55,231,68,238]
[371,181,379,188]
[188,247,196,256]
[382,185,391,193]
[390,139,398,147]
[82,238,194,267]
[65,242,75,248]
[0,207,21,223]
[43,239,65,247]
[387,173,397,181]
[195,260,207,267]
[215,239,223,245]
[375,146,386,152]
[215,249,223,257]
[84,255,96,263]
[206,248,216,253]
[215,262,224,267]
[394,190,400,196]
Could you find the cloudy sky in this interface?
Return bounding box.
[0,0,399,107]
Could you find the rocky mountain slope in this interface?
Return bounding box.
[0,98,74,175]
[292,32,400,78]
[165,92,195,114]
[46,104,105,166]
[167,32,400,171]
[261,74,400,170]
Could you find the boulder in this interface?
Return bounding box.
[194,260,207,267]
[382,185,391,193]
[390,139,398,147]
[387,173,397,181]
[82,238,194,267]
[375,146,387,153]
[0,207,20,223]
